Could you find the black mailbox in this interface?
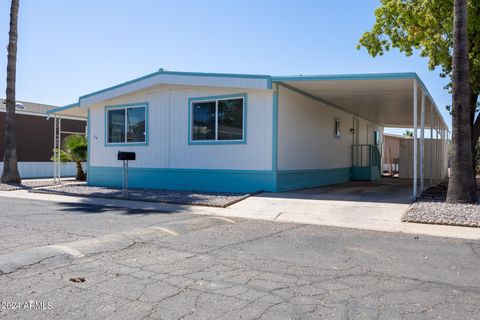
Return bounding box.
[118,151,136,161]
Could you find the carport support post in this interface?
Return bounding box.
[53,114,62,184]
[413,80,418,198]
[435,113,438,181]
[429,103,434,187]
[420,92,425,193]
[53,115,57,183]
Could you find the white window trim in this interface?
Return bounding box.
[190,96,245,143]
[106,104,147,145]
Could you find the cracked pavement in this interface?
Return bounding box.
[0,198,480,319]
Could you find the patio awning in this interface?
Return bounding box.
[272,73,449,130]
[45,102,87,119]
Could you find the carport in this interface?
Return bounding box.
[46,103,88,183]
[271,73,449,198]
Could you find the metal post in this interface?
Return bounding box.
[413,80,418,198]
[420,92,425,192]
[53,115,57,183]
[122,160,126,196]
[430,103,434,187]
[122,159,129,197]
[58,116,62,182]
[53,115,62,184]
[435,113,438,181]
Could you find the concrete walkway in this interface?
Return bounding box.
[0,183,479,240]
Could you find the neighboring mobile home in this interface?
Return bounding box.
[48,70,449,196]
[0,99,86,178]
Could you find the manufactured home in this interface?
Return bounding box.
[48,70,449,197]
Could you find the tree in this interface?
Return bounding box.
[447,0,476,202]
[357,0,480,178]
[404,130,413,137]
[52,135,87,181]
[1,0,21,183]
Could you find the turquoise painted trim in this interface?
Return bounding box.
[88,166,274,193]
[276,168,352,192]
[73,70,447,131]
[351,167,381,181]
[272,86,279,191]
[104,102,149,147]
[159,70,271,80]
[46,102,80,115]
[87,109,91,184]
[272,72,449,131]
[188,93,247,145]
[79,69,271,102]
[272,72,419,82]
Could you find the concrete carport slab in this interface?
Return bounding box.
[230,178,412,232]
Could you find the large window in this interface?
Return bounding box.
[106,104,147,145]
[190,95,245,143]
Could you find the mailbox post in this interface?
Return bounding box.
[117,151,136,196]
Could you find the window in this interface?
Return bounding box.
[190,95,245,143]
[334,117,341,138]
[106,104,147,144]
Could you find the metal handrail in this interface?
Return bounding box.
[352,144,381,168]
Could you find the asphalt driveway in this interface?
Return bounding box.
[0,197,191,255]
[0,197,479,319]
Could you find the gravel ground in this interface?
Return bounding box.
[403,179,480,227]
[0,179,75,191]
[31,185,251,207]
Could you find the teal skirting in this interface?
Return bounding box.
[88,166,275,193]
[276,167,351,192]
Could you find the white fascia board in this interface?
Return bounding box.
[79,71,271,108]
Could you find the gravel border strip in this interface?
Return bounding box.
[402,179,480,228]
[29,186,257,208]
[402,214,480,228]
[0,181,67,191]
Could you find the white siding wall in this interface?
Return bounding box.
[0,162,77,178]
[89,86,273,170]
[277,86,382,170]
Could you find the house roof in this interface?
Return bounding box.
[0,98,57,116]
[47,69,449,131]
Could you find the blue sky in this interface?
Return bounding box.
[0,0,451,132]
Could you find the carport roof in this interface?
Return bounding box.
[45,102,87,119]
[46,70,448,130]
[271,73,449,130]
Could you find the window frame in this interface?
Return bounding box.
[105,102,149,147]
[188,93,247,145]
[334,117,341,138]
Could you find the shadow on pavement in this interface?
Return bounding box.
[56,201,175,216]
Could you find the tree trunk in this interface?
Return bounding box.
[447,0,477,203]
[75,161,86,181]
[1,0,21,184]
